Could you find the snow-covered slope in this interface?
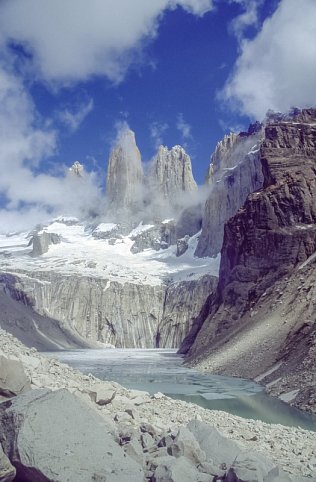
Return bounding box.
[0,218,219,349]
[0,219,219,286]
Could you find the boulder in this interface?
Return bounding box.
[187,420,242,467]
[0,388,143,482]
[152,455,210,482]
[187,421,277,480]
[168,426,206,465]
[0,356,31,399]
[89,383,116,405]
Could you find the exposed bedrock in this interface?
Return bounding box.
[0,277,93,351]
[31,232,61,257]
[2,272,217,349]
[148,145,198,207]
[106,129,144,213]
[196,128,264,258]
[182,109,316,412]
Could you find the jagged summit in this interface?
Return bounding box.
[149,145,197,202]
[106,128,143,213]
[104,129,198,221]
[69,161,85,177]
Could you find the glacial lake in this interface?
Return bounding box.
[46,348,316,431]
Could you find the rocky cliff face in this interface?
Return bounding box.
[31,232,61,257]
[3,270,217,349]
[196,127,264,257]
[183,108,316,413]
[106,129,144,213]
[148,145,197,206]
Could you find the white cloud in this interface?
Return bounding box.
[229,0,263,41]
[221,0,316,119]
[0,64,102,233]
[59,98,94,132]
[150,121,169,149]
[176,113,192,139]
[0,0,214,84]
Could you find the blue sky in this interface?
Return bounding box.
[0,0,315,230]
[31,1,276,184]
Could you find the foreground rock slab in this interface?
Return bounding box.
[0,355,31,400]
[0,328,315,479]
[0,388,143,482]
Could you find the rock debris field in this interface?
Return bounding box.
[0,328,315,482]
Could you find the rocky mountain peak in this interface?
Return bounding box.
[106,128,143,213]
[149,144,197,202]
[205,133,243,185]
[69,161,85,177]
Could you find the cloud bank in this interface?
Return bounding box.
[0,0,216,232]
[59,98,94,133]
[0,0,214,84]
[222,0,316,119]
[0,65,102,233]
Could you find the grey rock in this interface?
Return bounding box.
[0,355,31,399]
[168,426,206,465]
[68,160,85,177]
[0,444,15,482]
[130,221,177,254]
[31,231,61,257]
[89,383,116,405]
[157,275,218,348]
[4,270,216,349]
[187,420,242,467]
[176,236,189,257]
[106,129,143,214]
[196,131,263,257]
[0,388,143,482]
[152,455,210,482]
[149,145,197,207]
[123,436,144,466]
[140,422,158,437]
[0,283,93,351]
[232,451,275,481]
[264,466,293,481]
[141,432,155,450]
[188,421,277,480]
[114,411,132,423]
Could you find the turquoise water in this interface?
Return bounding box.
[46,348,316,431]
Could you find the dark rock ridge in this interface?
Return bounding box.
[181,108,316,413]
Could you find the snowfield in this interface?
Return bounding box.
[0,219,220,286]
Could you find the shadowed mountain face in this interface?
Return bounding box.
[181,108,316,413]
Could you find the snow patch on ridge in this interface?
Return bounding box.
[0,221,220,287]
